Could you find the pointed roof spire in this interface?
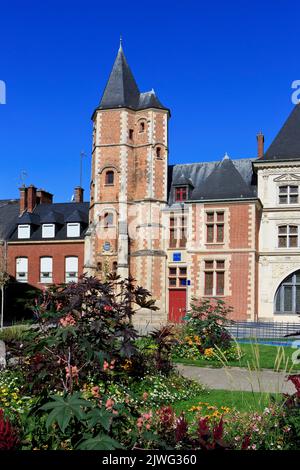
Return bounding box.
[98,44,140,110]
[263,103,300,161]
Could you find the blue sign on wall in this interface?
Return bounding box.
[173,252,181,262]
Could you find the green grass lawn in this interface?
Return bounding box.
[172,389,281,419]
[174,342,300,371]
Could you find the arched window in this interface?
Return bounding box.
[105,170,114,185]
[65,256,78,283]
[275,270,300,314]
[139,121,145,133]
[40,257,53,283]
[103,212,114,227]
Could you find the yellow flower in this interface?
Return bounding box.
[204,348,214,357]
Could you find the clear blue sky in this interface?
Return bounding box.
[0,0,299,201]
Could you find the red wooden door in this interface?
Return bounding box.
[169,289,186,323]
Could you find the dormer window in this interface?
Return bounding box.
[105,170,114,185]
[67,222,80,237]
[18,224,30,239]
[42,223,55,238]
[175,187,187,202]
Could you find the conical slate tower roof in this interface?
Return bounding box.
[96,44,169,113]
[264,103,300,161]
[192,155,255,200]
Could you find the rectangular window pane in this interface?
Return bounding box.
[278,226,287,234]
[216,271,224,295]
[206,212,214,222]
[279,186,288,194]
[290,186,298,194]
[284,286,293,311]
[278,236,287,247]
[290,226,298,234]
[204,272,213,295]
[279,195,288,204]
[169,278,176,287]
[170,229,176,247]
[290,195,298,203]
[205,260,214,270]
[179,278,187,286]
[169,267,177,276]
[216,224,224,242]
[170,217,175,227]
[179,267,187,275]
[289,236,298,248]
[216,260,225,269]
[275,290,281,312]
[217,212,224,222]
[296,287,300,312]
[207,225,214,243]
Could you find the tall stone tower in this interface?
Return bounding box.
[84,44,170,323]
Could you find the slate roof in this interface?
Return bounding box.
[260,103,300,161]
[9,202,89,242]
[168,157,257,205]
[96,45,169,113]
[0,200,19,240]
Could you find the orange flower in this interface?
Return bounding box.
[59,314,76,327]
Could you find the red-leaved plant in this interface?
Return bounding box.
[0,409,19,450]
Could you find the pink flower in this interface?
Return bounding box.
[91,386,100,398]
[103,361,109,371]
[59,313,76,327]
[104,305,113,312]
[105,398,114,410]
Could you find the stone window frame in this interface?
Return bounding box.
[277,223,300,249]
[199,256,230,297]
[278,184,299,205]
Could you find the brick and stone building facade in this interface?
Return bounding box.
[84,44,300,324]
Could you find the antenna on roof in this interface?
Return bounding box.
[18,170,28,187]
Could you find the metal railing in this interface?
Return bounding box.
[227,321,300,339]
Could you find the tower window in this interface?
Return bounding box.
[103,212,114,227]
[139,122,145,133]
[105,170,114,185]
[129,129,134,140]
[156,147,162,159]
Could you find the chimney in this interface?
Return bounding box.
[74,186,84,203]
[19,186,27,214]
[257,131,264,158]
[36,189,53,205]
[27,185,37,213]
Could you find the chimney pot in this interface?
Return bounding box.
[19,186,27,214]
[74,186,84,203]
[257,131,265,158]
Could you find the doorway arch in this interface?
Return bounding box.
[274,270,300,314]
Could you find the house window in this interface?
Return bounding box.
[67,223,80,238]
[168,266,187,288]
[16,257,28,282]
[42,223,55,238]
[105,170,114,185]
[129,129,134,140]
[175,187,187,202]
[206,211,224,243]
[103,212,114,227]
[278,225,299,248]
[169,214,187,248]
[40,257,53,283]
[139,121,145,133]
[65,256,78,283]
[18,224,30,239]
[279,185,299,204]
[204,260,225,296]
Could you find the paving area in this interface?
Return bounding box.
[177,364,297,394]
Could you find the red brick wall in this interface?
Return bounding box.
[7,242,84,288]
